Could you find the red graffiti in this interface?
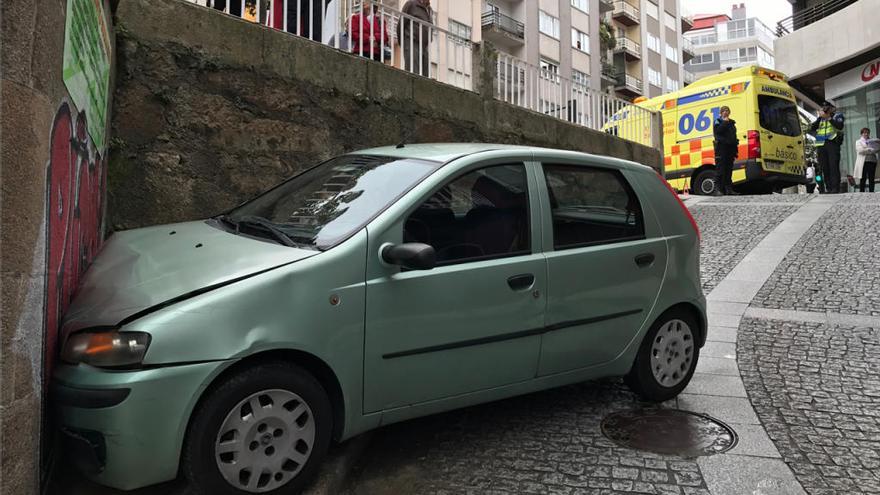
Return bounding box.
[45,102,106,378]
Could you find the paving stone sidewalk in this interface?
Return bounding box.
[737,317,880,495]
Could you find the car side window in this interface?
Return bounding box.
[542,164,644,249]
[404,164,530,265]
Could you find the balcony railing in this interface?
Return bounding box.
[776,0,857,35]
[612,1,640,25]
[495,53,659,147]
[613,37,641,60]
[481,10,525,41]
[684,70,696,84]
[194,0,474,90]
[601,62,618,79]
[599,0,614,14]
[616,72,643,93]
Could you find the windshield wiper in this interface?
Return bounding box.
[232,215,299,248]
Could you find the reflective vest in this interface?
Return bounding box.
[815,119,838,147]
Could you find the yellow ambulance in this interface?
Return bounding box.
[604,66,807,194]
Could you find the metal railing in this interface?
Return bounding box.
[193,0,473,90]
[601,61,618,79]
[616,72,643,92]
[495,53,658,147]
[612,1,640,21]
[684,70,696,84]
[681,36,695,54]
[614,37,641,55]
[776,0,857,35]
[481,10,525,40]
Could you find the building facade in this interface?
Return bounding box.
[683,4,776,82]
[775,0,880,184]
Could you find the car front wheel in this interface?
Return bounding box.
[182,361,332,495]
[625,308,700,402]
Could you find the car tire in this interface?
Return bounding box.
[693,170,717,196]
[182,361,332,495]
[625,308,700,402]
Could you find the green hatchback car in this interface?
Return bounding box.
[54,144,705,494]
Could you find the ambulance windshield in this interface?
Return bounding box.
[758,96,801,137]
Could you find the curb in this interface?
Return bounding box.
[303,432,374,495]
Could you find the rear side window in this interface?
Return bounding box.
[542,164,644,249]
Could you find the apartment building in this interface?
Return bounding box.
[683,4,776,82]
[603,0,693,100]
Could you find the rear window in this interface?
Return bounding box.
[758,95,801,137]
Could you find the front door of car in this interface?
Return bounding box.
[363,162,546,413]
[535,162,668,376]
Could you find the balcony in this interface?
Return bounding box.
[684,70,696,85]
[601,61,618,86]
[599,0,613,14]
[681,15,694,33]
[612,1,640,27]
[615,72,643,98]
[613,37,641,61]
[481,10,525,47]
[681,37,695,63]
[776,0,857,35]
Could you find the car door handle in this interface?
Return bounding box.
[634,253,655,268]
[507,274,535,291]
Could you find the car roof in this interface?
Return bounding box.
[351,143,650,172]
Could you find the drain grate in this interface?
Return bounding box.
[601,409,737,457]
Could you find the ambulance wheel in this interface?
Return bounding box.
[693,170,718,195]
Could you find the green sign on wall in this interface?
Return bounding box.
[62,0,111,150]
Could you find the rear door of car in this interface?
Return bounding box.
[534,157,668,375]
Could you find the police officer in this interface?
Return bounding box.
[713,105,738,195]
[809,100,845,193]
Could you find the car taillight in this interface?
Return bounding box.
[747,130,761,160]
[656,172,700,243]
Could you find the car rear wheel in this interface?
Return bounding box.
[182,361,332,495]
[693,170,718,195]
[625,308,700,402]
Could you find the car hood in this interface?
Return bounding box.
[62,220,317,332]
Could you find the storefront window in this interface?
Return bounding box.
[835,86,880,178]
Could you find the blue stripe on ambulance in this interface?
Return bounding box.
[676,82,750,106]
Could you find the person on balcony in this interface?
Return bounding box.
[350,1,390,62]
[401,0,433,77]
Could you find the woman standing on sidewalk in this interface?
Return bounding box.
[854,127,878,193]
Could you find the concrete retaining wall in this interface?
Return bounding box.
[109,0,662,230]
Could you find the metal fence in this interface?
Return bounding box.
[191,0,473,90]
[495,53,658,147]
[776,0,857,35]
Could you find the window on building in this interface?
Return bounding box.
[690,32,717,46]
[647,33,661,53]
[690,53,714,65]
[571,0,588,13]
[542,164,644,249]
[758,47,774,68]
[646,1,659,19]
[540,58,560,83]
[448,19,472,41]
[539,10,560,39]
[648,68,661,87]
[719,46,757,66]
[666,76,679,91]
[572,69,590,89]
[664,11,677,31]
[665,43,678,63]
[572,29,589,53]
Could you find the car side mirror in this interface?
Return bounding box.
[381,243,436,270]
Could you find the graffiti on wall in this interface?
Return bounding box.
[44,102,106,376]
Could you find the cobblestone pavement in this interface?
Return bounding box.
[737,317,880,494]
[343,379,709,495]
[689,203,797,292]
[752,197,880,316]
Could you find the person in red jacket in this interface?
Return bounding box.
[350,1,389,62]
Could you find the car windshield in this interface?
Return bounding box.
[758,95,801,137]
[222,155,441,250]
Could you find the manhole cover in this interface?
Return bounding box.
[601,409,737,457]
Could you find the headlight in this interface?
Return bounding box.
[61,331,151,367]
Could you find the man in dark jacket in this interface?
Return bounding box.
[713,105,738,195]
[401,0,433,77]
[808,100,845,193]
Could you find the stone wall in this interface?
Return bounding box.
[109,0,661,231]
[1,0,114,491]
